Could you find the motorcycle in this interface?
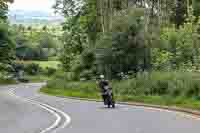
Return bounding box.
[103,86,115,108]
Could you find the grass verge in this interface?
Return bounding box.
[40,79,200,111]
[26,75,53,83]
[0,78,17,85]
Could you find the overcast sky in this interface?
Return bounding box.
[9,0,55,12]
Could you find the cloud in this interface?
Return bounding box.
[9,0,55,12]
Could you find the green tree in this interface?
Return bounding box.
[60,20,86,71]
[0,0,14,20]
[0,22,15,70]
[193,0,200,18]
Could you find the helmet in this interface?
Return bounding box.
[100,75,104,79]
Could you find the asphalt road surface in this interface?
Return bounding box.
[0,83,200,133]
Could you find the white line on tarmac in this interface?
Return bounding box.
[8,89,71,133]
[52,96,200,121]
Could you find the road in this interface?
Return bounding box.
[0,83,200,133]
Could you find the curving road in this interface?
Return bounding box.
[0,83,200,133]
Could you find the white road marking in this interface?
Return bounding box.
[7,89,71,133]
[130,105,200,121]
[53,96,200,121]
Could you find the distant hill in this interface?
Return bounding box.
[8,9,64,25]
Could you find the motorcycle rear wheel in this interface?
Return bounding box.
[112,103,115,108]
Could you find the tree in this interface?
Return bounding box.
[54,0,200,79]
[0,0,14,20]
[0,0,15,73]
[0,22,15,69]
[170,0,187,28]
[193,0,200,18]
[42,25,48,32]
[60,19,86,71]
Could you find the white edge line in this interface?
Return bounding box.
[136,106,200,121]
[55,96,200,121]
[8,89,71,133]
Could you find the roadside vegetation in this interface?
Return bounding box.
[41,0,200,110]
[2,0,200,110]
[0,0,62,83]
[0,76,16,85]
[41,71,200,110]
[16,60,61,69]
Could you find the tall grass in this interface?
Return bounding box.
[44,79,100,99]
[113,71,200,99]
[41,71,200,109]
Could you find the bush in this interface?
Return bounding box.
[157,22,200,70]
[112,71,200,99]
[81,49,95,69]
[44,67,56,76]
[45,71,200,99]
[95,8,159,78]
[80,69,94,80]
[25,63,41,75]
[44,79,100,99]
[71,63,83,80]
[0,22,15,66]
[16,45,48,61]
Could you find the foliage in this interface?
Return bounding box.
[0,22,15,64]
[55,0,200,80]
[0,0,14,20]
[59,17,87,71]
[16,60,61,69]
[12,25,61,61]
[81,49,95,69]
[41,71,200,110]
[156,18,200,70]
[45,70,200,99]
[39,33,57,50]
[94,8,154,78]
[112,71,200,98]
[44,67,57,76]
[80,69,94,80]
[24,63,42,75]
[43,79,100,99]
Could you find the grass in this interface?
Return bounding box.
[41,85,200,110]
[26,75,52,83]
[16,60,61,69]
[42,80,101,99]
[0,75,52,84]
[41,71,200,111]
[0,78,17,85]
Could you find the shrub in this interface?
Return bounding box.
[95,8,161,78]
[44,67,56,76]
[46,71,200,99]
[80,69,94,80]
[158,22,200,70]
[45,79,99,98]
[81,49,95,69]
[112,71,200,99]
[25,63,41,75]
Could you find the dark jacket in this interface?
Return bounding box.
[98,80,109,94]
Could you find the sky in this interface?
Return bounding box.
[9,0,55,12]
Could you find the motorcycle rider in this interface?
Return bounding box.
[98,75,110,105]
